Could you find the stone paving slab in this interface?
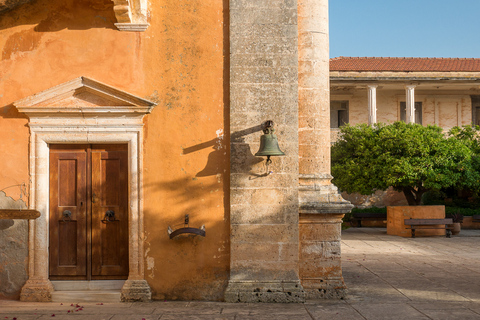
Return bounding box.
[348,303,431,320]
[1,228,480,320]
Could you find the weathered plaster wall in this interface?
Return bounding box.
[0,192,28,300]
[0,0,229,300]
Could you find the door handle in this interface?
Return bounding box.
[102,210,116,223]
[92,193,97,203]
[62,210,72,222]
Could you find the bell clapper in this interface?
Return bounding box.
[265,155,273,175]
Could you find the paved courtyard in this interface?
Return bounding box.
[1,227,479,319]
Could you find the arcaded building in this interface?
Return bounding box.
[330,57,480,207]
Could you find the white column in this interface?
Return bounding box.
[434,98,440,126]
[405,85,416,124]
[367,85,378,126]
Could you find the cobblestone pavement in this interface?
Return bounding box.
[1,228,479,319]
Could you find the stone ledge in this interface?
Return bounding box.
[114,23,150,32]
[224,280,305,303]
[0,209,40,219]
[299,202,353,214]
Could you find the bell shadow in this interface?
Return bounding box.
[182,125,264,177]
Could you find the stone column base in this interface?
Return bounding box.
[224,280,305,303]
[20,279,54,302]
[121,279,151,302]
[302,278,347,299]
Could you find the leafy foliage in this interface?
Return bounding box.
[332,122,479,205]
[448,125,480,190]
[350,205,480,217]
[351,206,388,214]
[445,207,480,217]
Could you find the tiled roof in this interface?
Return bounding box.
[330,57,480,72]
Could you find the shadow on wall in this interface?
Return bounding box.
[140,124,276,300]
[0,104,28,120]
[182,125,264,177]
[0,0,117,31]
[0,190,28,300]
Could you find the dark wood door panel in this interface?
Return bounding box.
[49,150,87,278]
[49,144,128,280]
[91,149,129,278]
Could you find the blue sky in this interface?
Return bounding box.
[329,0,480,58]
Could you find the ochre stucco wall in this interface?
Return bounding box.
[0,0,229,300]
[141,1,229,301]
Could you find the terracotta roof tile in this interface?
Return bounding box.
[330,57,480,72]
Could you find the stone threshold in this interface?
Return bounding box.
[51,280,125,303]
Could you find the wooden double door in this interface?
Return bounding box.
[49,145,129,280]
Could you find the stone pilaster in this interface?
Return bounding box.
[226,0,304,303]
[297,0,353,299]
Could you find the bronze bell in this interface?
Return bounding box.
[255,120,286,158]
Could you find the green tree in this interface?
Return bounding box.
[448,125,480,196]
[332,122,478,205]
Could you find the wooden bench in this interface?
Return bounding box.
[404,218,454,238]
[472,215,480,223]
[351,212,387,227]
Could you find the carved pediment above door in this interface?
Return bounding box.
[14,76,156,128]
[112,0,150,32]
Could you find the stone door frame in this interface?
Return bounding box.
[15,77,156,301]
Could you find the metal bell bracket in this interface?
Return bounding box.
[168,214,206,239]
[263,120,275,134]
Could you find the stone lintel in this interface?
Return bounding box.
[20,279,54,302]
[299,202,353,215]
[114,23,150,32]
[0,209,40,219]
[121,279,152,302]
[224,281,305,303]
